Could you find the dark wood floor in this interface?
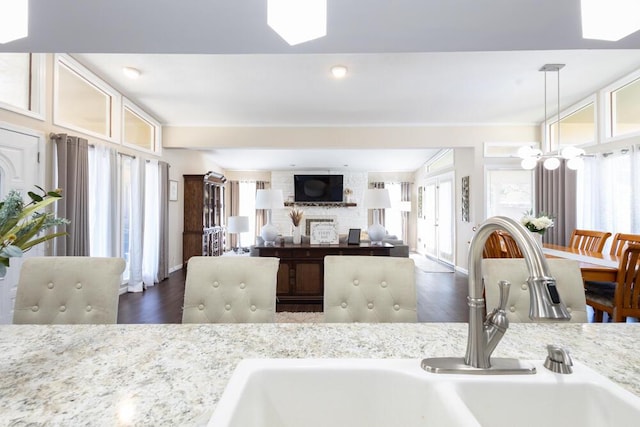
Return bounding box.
[118,264,470,324]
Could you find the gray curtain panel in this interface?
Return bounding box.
[369,182,386,226]
[158,161,170,281]
[401,182,411,242]
[54,134,90,256]
[535,160,577,246]
[255,181,268,243]
[228,180,240,249]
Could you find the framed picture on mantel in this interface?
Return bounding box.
[310,222,339,244]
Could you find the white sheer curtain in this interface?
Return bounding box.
[577,146,640,244]
[127,157,145,292]
[142,160,160,288]
[88,144,117,257]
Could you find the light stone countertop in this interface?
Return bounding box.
[1,323,639,426]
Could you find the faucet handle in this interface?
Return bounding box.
[544,344,573,374]
[497,280,510,311]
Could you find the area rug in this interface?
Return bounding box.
[410,253,454,273]
[275,312,324,323]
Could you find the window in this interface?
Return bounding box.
[0,53,44,119]
[120,155,133,281]
[123,99,161,154]
[577,147,640,236]
[611,76,640,138]
[549,102,596,150]
[55,56,114,138]
[384,183,403,239]
[486,169,533,219]
[239,181,257,243]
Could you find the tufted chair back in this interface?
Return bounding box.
[324,256,417,322]
[482,259,587,322]
[182,256,279,323]
[13,257,126,324]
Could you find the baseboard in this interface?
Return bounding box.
[169,264,183,274]
[455,266,468,275]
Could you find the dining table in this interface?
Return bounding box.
[543,243,619,282]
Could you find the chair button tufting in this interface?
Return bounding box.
[198,304,204,310]
[367,302,374,309]
[380,281,387,288]
[353,279,359,286]
[239,282,246,289]
[521,284,528,290]
[510,306,516,312]
[341,302,347,308]
[225,304,231,311]
[60,305,66,312]
[86,305,92,312]
[76,282,82,289]
[567,307,573,313]
[31,305,39,312]
[393,304,400,311]
[213,281,219,288]
[47,282,54,289]
[250,305,257,311]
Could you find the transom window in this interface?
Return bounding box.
[549,102,595,151]
[0,53,44,119]
[611,76,640,138]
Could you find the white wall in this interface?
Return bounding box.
[270,170,368,236]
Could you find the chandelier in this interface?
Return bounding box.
[518,64,586,171]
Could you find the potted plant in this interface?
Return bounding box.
[0,187,69,277]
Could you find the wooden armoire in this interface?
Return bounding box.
[182,172,226,267]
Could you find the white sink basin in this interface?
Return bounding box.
[208,359,640,427]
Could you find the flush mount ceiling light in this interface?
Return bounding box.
[0,0,29,44]
[267,0,327,46]
[581,0,640,41]
[330,65,348,79]
[122,67,141,79]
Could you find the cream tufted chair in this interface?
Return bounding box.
[182,256,279,323]
[324,256,417,322]
[13,257,126,324]
[482,259,587,322]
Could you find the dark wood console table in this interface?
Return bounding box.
[254,243,393,312]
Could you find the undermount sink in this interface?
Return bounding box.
[208,359,640,427]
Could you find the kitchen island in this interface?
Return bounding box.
[1,323,639,425]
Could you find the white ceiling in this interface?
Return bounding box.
[4,0,640,171]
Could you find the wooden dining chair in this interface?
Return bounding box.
[585,243,640,322]
[609,233,640,257]
[568,229,612,253]
[496,230,523,258]
[483,231,505,258]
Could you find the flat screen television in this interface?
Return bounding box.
[294,174,344,202]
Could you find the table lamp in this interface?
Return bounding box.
[255,189,284,246]
[227,216,249,253]
[363,188,391,245]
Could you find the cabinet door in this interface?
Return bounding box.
[295,262,323,295]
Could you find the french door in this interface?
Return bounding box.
[423,172,454,265]
[0,124,43,324]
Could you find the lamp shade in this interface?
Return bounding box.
[363,189,391,209]
[227,216,249,234]
[255,189,285,209]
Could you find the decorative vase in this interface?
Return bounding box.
[293,225,302,244]
[530,231,543,249]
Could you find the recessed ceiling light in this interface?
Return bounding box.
[122,67,141,79]
[330,65,348,79]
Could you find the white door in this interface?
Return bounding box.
[0,124,43,324]
[422,172,455,265]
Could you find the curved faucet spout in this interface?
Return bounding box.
[464,216,570,369]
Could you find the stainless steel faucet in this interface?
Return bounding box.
[422,216,571,374]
